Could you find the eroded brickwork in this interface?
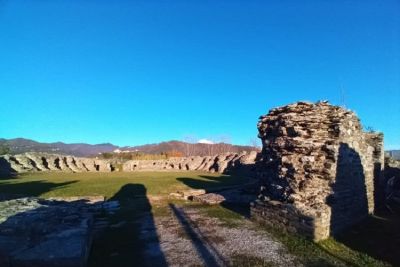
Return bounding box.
[251,101,384,240]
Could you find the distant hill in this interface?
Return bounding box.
[386,150,400,160]
[0,138,118,157]
[0,138,257,157]
[125,140,257,157]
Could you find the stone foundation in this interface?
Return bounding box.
[252,101,384,241]
[251,200,330,240]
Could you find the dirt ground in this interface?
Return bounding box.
[139,204,301,267]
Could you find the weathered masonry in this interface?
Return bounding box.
[0,151,258,176]
[251,101,384,241]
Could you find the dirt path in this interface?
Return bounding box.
[139,204,301,267]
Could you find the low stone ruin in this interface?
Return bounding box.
[384,157,400,209]
[122,151,257,174]
[251,101,384,241]
[0,151,258,176]
[0,195,116,267]
[0,153,111,175]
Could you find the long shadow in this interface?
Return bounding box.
[169,203,225,267]
[0,179,167,267]
[177,174,248,189]
[0,180,78,200]
[88,184,168,267]
[329,143,400,266]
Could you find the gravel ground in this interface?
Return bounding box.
[139,204,301,267]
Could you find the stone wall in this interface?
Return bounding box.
[251,101,384,241]
[122,151,257,174]
[384,157,400,209]
[0,151,258,176]
[0,153,112,175]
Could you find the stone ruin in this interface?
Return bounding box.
[0,195,119,267]
[251,101,384,241]
[384,156,400,209]
[0,151,258,176]
[122,151,257,174]
[0,153,111,174]
[0,101,388,245]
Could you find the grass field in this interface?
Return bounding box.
[0,171,248,199]
[0,172,397,267]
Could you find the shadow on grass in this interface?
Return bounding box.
[220,202,251,218]
[0,180,78,199]
[88,184,167,267]
[177,174,248,190]
[335,210,400,266]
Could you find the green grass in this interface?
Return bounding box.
[230,253,276,267]
[0,171,249,267]
[247,219,391,267]
[334,212,400,267]
[0,172,397,267]
[198,203,246,228]
[0,171,248,199]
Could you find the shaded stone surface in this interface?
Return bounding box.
[0,196,106,267]
[385,157,400,209]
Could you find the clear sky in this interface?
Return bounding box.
[0,0,399,149]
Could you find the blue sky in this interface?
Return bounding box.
[0,0,399,149]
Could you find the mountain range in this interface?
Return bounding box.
[0,138,257,157]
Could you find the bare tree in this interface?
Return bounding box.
[206,136,217,156]
[183,135,197,156]
[218,135,232,154]
[249,138,261,151]
[207,142,213,157]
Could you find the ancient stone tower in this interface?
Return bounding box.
[251,101,384,241]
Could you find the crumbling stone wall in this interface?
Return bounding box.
[251,101,384,240]
[0,153,112,175]
[122,151,257,174]
[0,151,258,176]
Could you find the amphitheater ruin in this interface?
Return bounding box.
[0,151,258,176]
[0,101,388,244]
